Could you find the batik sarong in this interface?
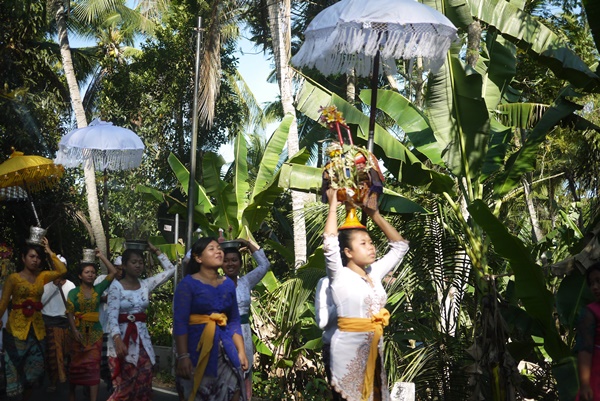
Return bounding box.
[107,344,153,401]
[3,329,45,399]
[43,315,70,385]
[69,337,102,385]
[179,343,246,401]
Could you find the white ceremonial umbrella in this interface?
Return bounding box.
[55,118,145,250]
[292,0,458,151]
[55,118,144,171]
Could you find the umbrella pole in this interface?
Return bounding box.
[367,50,380,154]
[22,180,41,227]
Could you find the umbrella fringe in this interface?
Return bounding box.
[55,148,144,171]
[292,22,456,78]
[0,165,63,192]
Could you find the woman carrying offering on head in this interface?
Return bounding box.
[174,237,248,401]
[106,242,176,401]
[324,188,409,401]
[0,237,67,401]
[222,238,270,399]
[66,248,118,401]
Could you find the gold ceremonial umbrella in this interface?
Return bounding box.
[0,148,64,225]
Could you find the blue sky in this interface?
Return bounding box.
[220,35,280,162]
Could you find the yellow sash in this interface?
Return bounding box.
[337,308,390,401]
[188,313,228,401]
[74,311,99,326]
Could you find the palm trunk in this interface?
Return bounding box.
[267,0,307,266]
[55,1,108,265]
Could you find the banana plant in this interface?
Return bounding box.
[137,114,299,242]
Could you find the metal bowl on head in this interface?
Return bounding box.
[220,240,242,250]
[26,226,47,245]
[124,240,148,251]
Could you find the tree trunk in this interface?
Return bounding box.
[522,174,543,243]
[55,1,108,266]
[266,0,307,266]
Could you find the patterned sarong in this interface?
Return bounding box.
[107,344,153,401]
[69,337,102,385]
[43,315,70,385]
[3,329,45,399]
[179,343,246,401]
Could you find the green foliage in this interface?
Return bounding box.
[146,271,175,347]
[97,5,246,192]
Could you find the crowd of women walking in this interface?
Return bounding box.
[0,188,413,401]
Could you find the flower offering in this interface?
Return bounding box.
[320,106,385,225]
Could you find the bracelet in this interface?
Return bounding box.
[177,353,190,360]
[112,334,121,341]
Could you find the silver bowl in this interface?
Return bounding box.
[26,226,47,245]
[124,240,148,251]
[220,240,242,249]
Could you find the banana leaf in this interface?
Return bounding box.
[167,152,212,213]
[250,114,294,204]
[556,269,592,330]
[475,31,515,181]
[552,356,580,401]
[480,119,511,180]
[497,103,548,129]
[361,89,442,165]
[148,236,185,261]
[493,87,585,196]
[425,43,490,178]
[202,153,239,235]
[278,163,321,192]
[442,0,474,29]
[467,0,600,92]
[244,115,298,232]
[479,34,516,112]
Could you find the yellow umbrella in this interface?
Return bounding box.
[0,149,64,190]
[0,148,64,225]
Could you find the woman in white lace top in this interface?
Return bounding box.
[323,188,409,401]
[222,238,270,400]
[106,242,175,401]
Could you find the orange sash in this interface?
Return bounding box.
[74,311,99,326]
[188,313,228,401]
[337,308,390,401]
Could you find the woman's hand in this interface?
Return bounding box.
[73,329,83,344]
[53,277,66,287]
[113,335,128,359]
[176,357,193,379]
[580,383,593,401]
[238,238,259,253]
[147,242,161,256]
[239,352,249,371]
[41,237,52,254]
